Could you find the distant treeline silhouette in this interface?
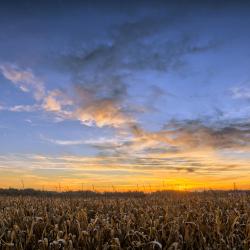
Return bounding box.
[0,187,246,198]
[0,188,147,198]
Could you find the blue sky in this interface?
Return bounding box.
[0,1,250,190]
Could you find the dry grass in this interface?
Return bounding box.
[0,192,249,249]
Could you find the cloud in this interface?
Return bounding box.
[231,86,250,100]
[66,74,135,128]
[0,62,135,128]
[0,104,41,112]
[8,105,40,112]
[162,119,250,150]
[84,119,250,159]
[43,92,62,112]
[44,138,87,146]
[54,14,220,129]
[73,98,134,127]
[43,90,72,112]
[0,11,220,130]
[1,152,250,191]
[42,135,128,148]
[61,16,218,73]
[0,64,45,101]
[0,65,75,121]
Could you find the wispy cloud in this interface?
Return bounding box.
[231,86,250,100]
[0,104,41,112]
[1,152,249,190]
[0,64,45,101]
[43,137,87,146]
[9,104,41,112]
[42,135,127,147]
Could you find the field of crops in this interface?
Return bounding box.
[0,192,249,249]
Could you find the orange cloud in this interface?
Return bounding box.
[0,64,135,129]
[43,90,72,112]
[74,99,134,127]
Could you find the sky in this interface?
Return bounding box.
[0,0,250,191]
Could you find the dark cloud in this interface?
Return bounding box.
[85,119,250,160]
[61,18,219,73]
[82,154,248,175]
[55,11,220,129]
[163,119,250,150]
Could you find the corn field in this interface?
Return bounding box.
[0,192,249,249]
